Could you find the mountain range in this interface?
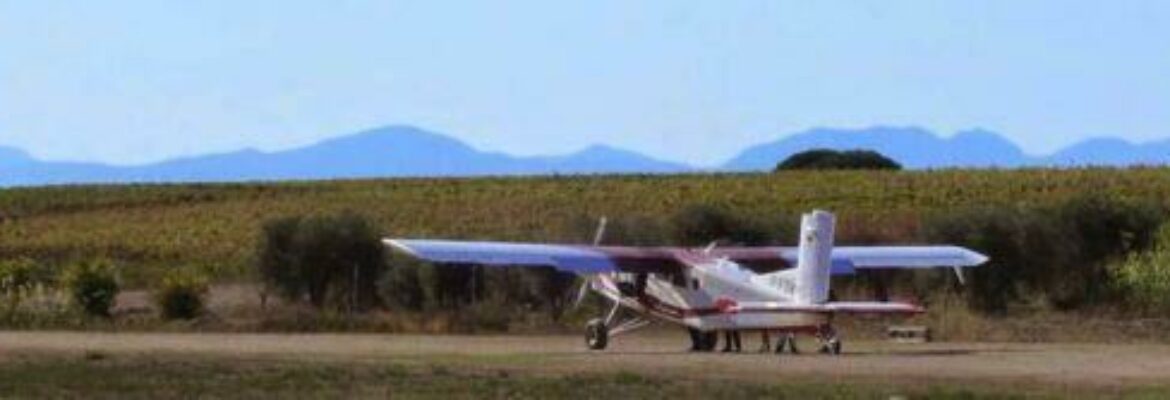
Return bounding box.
[2,125,1168,186]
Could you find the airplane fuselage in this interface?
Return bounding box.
[591,257,829,332]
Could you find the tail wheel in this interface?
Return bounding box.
[585,318,609,350]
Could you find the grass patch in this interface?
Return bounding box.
[0,352,1165,399]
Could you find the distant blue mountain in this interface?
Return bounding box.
[0,126,690,186]
[1046,137,1170,166]
[723,126,1170,170]
[723,126,1032,169]
[3,124,1169,186]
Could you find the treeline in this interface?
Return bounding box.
[923,194,1166,314]
[254,194,1170,325]
[254,206,776,328]
[4,188,1170,331]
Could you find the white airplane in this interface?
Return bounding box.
[384,210,987,354]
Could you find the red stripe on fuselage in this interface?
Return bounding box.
[594,275,921,319]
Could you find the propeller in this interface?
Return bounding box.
[573,277,592,309]
[573,216,608,310]
[592,216,608,246]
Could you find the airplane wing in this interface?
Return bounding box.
[383,239,688,274]
[708,245,987,274]
[386,239,986,275]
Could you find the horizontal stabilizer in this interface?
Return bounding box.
[830,246,989,269]
[736,301,924,315]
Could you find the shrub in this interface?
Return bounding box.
[1,258,50,313]
[63,260,120,317]
[257,212,387,310]
[0,258,50,297]
[154,269,210,320]
[1111,224,1170,314]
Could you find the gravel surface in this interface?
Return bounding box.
[2,331,1167,389]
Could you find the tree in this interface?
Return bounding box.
[256,212,387,311]
[775,149,901,171]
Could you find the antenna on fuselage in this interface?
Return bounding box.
[952,266,966,285]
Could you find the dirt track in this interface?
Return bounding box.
[2,331,1169,389]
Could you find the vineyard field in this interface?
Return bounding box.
[2,168,1167,285]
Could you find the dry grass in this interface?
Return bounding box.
[2,331,1170,398]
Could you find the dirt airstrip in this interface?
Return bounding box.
[1,331,1168,390]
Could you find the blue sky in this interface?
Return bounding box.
[1,1,1168,166]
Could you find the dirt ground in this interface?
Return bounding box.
[2,331,1169,391]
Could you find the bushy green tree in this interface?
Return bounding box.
[257,212,386,311]
[775,149,901,171]
[63,260,120,317]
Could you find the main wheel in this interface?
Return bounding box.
[817,325,842,355]
[828,339,842,355]
[585,318,609,350]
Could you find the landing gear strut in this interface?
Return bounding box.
[585,318,609,350]
[584,299,649,351]
[816,325,842,355]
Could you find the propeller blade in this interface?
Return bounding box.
[703,240,719,254]
[573,277,592,309]
[592,217,608,246]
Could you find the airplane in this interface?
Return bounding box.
[383,210,988,354]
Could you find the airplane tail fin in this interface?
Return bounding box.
[795,210,835,304]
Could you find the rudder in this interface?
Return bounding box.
[795,210,835,304]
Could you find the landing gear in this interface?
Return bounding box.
[584,299,649,351]
[585,318,609,350]
[775,333,799,354]
[816,325,842,355]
